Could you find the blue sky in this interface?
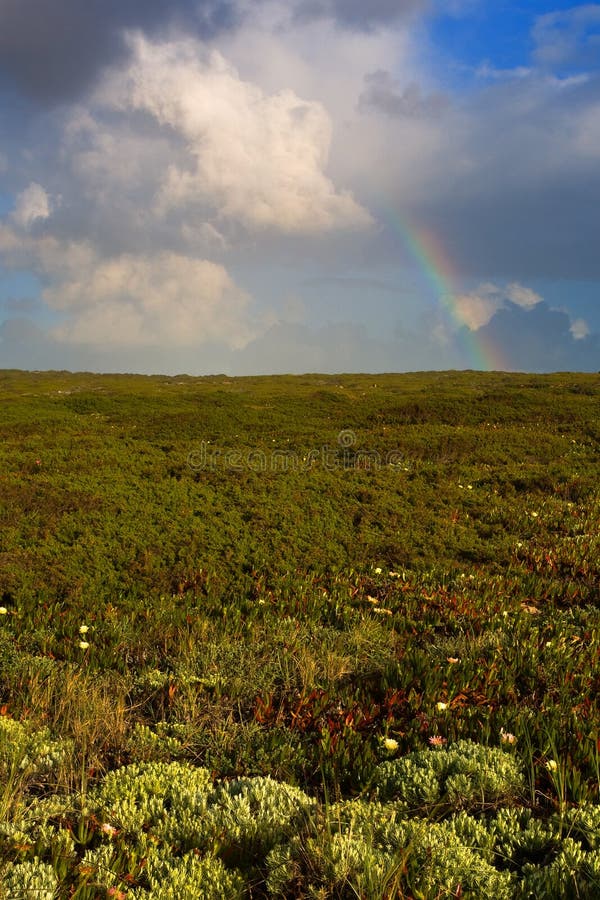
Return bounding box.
[431,2,574,70]
[0,0,598,374]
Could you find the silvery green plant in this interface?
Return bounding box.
[517,837,600,899]
[266,799,515,898]
[94,761,315,863]
[126,722,189,761]
[141,851,245,899]
[1,859,59,900]
[0,718,71,819]
[0,718,70,780]
[373,739,524,810]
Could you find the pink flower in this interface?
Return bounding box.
[429,735,447,747]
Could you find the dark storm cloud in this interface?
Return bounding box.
[0,0,237,103]
[476,302,599,373]
[421,172,600,280]
[400,67,600,283]
[293,0,425,30]
[419,160,600,282]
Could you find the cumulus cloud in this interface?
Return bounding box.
[446,281,600,372]
[570,317,590,339]
[11,182,53,230]
[0,29,377,362]
[453,282,543,330]
[505,283,544,309]
[0,221,256,349]
[98,34,372,234]
[47,251,254,348]
[1,1,598,376]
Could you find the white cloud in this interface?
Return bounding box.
[98,33,372,234]
[454,282,543,331]
[570,317,590,339]
[505,283,543,309]
[11,182,53,229]
[46,251,255,348]
[453,285,500,330]
[0,221,256,349]
[63,108,174,194]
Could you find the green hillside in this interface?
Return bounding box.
[0,369,599,897]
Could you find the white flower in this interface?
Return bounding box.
[78,640,90,650]
[79,625,89,634]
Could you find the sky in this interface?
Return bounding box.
[0,0,598,375]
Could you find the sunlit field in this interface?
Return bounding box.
[0,369,599,898]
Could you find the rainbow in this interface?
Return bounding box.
[381,210,510,370]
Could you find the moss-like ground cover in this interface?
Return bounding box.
[0,368,598,897]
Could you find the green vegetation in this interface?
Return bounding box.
[0,368,598,897]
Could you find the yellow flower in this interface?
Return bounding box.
[79,625,89,634]
[383,737,399,751]
[546,759,558,771]
[374,567,382,574]
[436,701,448,711]
[78,640,90,650]
[0,608,7,615]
